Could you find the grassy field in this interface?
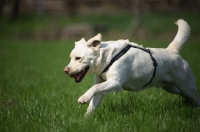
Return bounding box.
[1,13,200,132]
[1,39,200,132]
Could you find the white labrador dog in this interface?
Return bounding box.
[64,19,200,116]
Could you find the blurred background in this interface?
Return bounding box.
[0,0,200,41]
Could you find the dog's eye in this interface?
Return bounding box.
[75,57,81,60]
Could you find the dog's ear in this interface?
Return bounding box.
[75,38,86,47]
[87,33,102,50]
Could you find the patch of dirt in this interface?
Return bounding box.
[0,99,17,106]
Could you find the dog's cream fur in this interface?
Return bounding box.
[64,19,200,116]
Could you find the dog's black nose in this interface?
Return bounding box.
[64,67,70,74]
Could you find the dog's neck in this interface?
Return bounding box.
[92,40,129,75]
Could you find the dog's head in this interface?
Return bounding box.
[64,34,102,83]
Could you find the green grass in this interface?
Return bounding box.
[1,12,200,131]
[0,38,200,132]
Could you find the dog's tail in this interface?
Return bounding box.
[167,19,190,53]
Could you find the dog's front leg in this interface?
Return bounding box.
[85,94,105,116]
[85,75,105,116]
[78,79,122,104]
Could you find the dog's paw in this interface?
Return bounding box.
[78,95,91,104]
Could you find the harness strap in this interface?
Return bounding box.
[101,44,157,87]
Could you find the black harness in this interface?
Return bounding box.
[101,44,157,87]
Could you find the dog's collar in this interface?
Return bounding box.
[101,44,157,87]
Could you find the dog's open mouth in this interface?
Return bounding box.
[70,66,89,83]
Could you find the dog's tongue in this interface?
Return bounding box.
[68,72,83,82]
[75,72,82,80]
[70,66,89,83]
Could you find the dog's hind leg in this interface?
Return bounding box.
[171,61,200,106]
[162,85,182,94]
[162,85,198,104]
[176,86,200,106]
[176,83,200,106]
